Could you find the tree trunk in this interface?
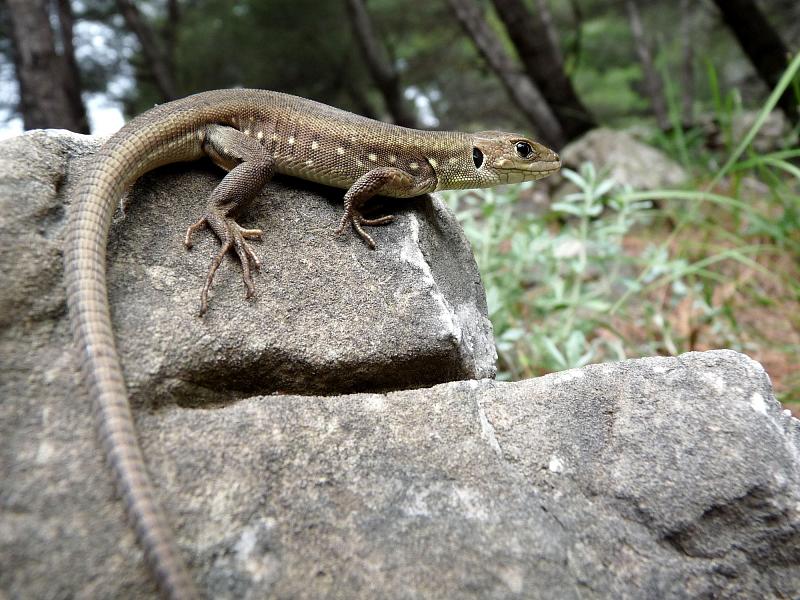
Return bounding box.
[491,0,595,140]
[536,0,565,69]
[625,0,670,130]
[344,81,380,121]
[5,0,89,132]
[564,0,585,73]
[711,0,797,124]
[55,0,89,133]
[679,0,694,125]
[344,0,416,128]
[447,0,565,148]
[115,0,178,101]
[162,0,179,85]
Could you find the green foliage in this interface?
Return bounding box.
[574,65,648,121]
[47,0,798,134]
[445,54,800,404]
[12,0,792,400]
[448,154,798,396]
[175,0,370,110]
[443,165,653,378]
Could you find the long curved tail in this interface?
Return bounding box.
[64,115,204,599]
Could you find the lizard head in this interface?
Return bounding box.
[470,131,561,186]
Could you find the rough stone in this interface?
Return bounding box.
[2,131,799,599]
[4,343,798,598]
[0,130,496,403]
[720,109,796,154]
[546,127,688,198]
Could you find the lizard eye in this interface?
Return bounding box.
[473,147,484,169]
[515,141,534,159]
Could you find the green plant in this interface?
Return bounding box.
[444,163,654,378]
[445,54,800,407]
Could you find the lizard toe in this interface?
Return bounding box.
[334,208,394,249]
[194,210,263,315]
[184,215,208,248]
[359,214,394,226]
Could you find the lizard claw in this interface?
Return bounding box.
[335,209,395,250]
[184,216,207,248]
[187,210,262,316]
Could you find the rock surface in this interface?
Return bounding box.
[721,109,796,153]
[547,127,688,198]
[2,131,800,599]
[0,130,495,402]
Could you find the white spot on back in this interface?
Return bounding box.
[311,140,319,150]
[388,154,397,163]
[368,153,377,162]
[448,156,458,164]
[429,158,438,168]
[336,146,345,155]
[271,133,279,142]
[305,159,314,166]
[409,161,419,170]
[355,159,363,168]
[288,136,295,145]
[256,131,264,140]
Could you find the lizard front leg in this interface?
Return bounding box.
[335,166,432,249]
[184,124,274,315]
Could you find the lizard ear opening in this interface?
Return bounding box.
[473,147,484,169]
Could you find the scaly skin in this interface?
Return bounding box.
[63,88,561,599]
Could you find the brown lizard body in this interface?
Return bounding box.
[63,88,560,599]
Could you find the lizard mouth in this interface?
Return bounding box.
[493,158,561,182]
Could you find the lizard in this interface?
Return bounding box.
[63,88,561,599]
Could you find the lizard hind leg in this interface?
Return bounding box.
[185,124,274,315]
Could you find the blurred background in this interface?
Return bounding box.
[1,0,798,408]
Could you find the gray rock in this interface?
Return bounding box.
[2,131,799,599]
[548,127,688,196]
[722,110,796,154]
[0,130,495,402]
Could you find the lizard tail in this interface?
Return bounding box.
[64,122,203,599]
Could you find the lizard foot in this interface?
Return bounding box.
[335,209,395,249]
[184,212,263,315]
